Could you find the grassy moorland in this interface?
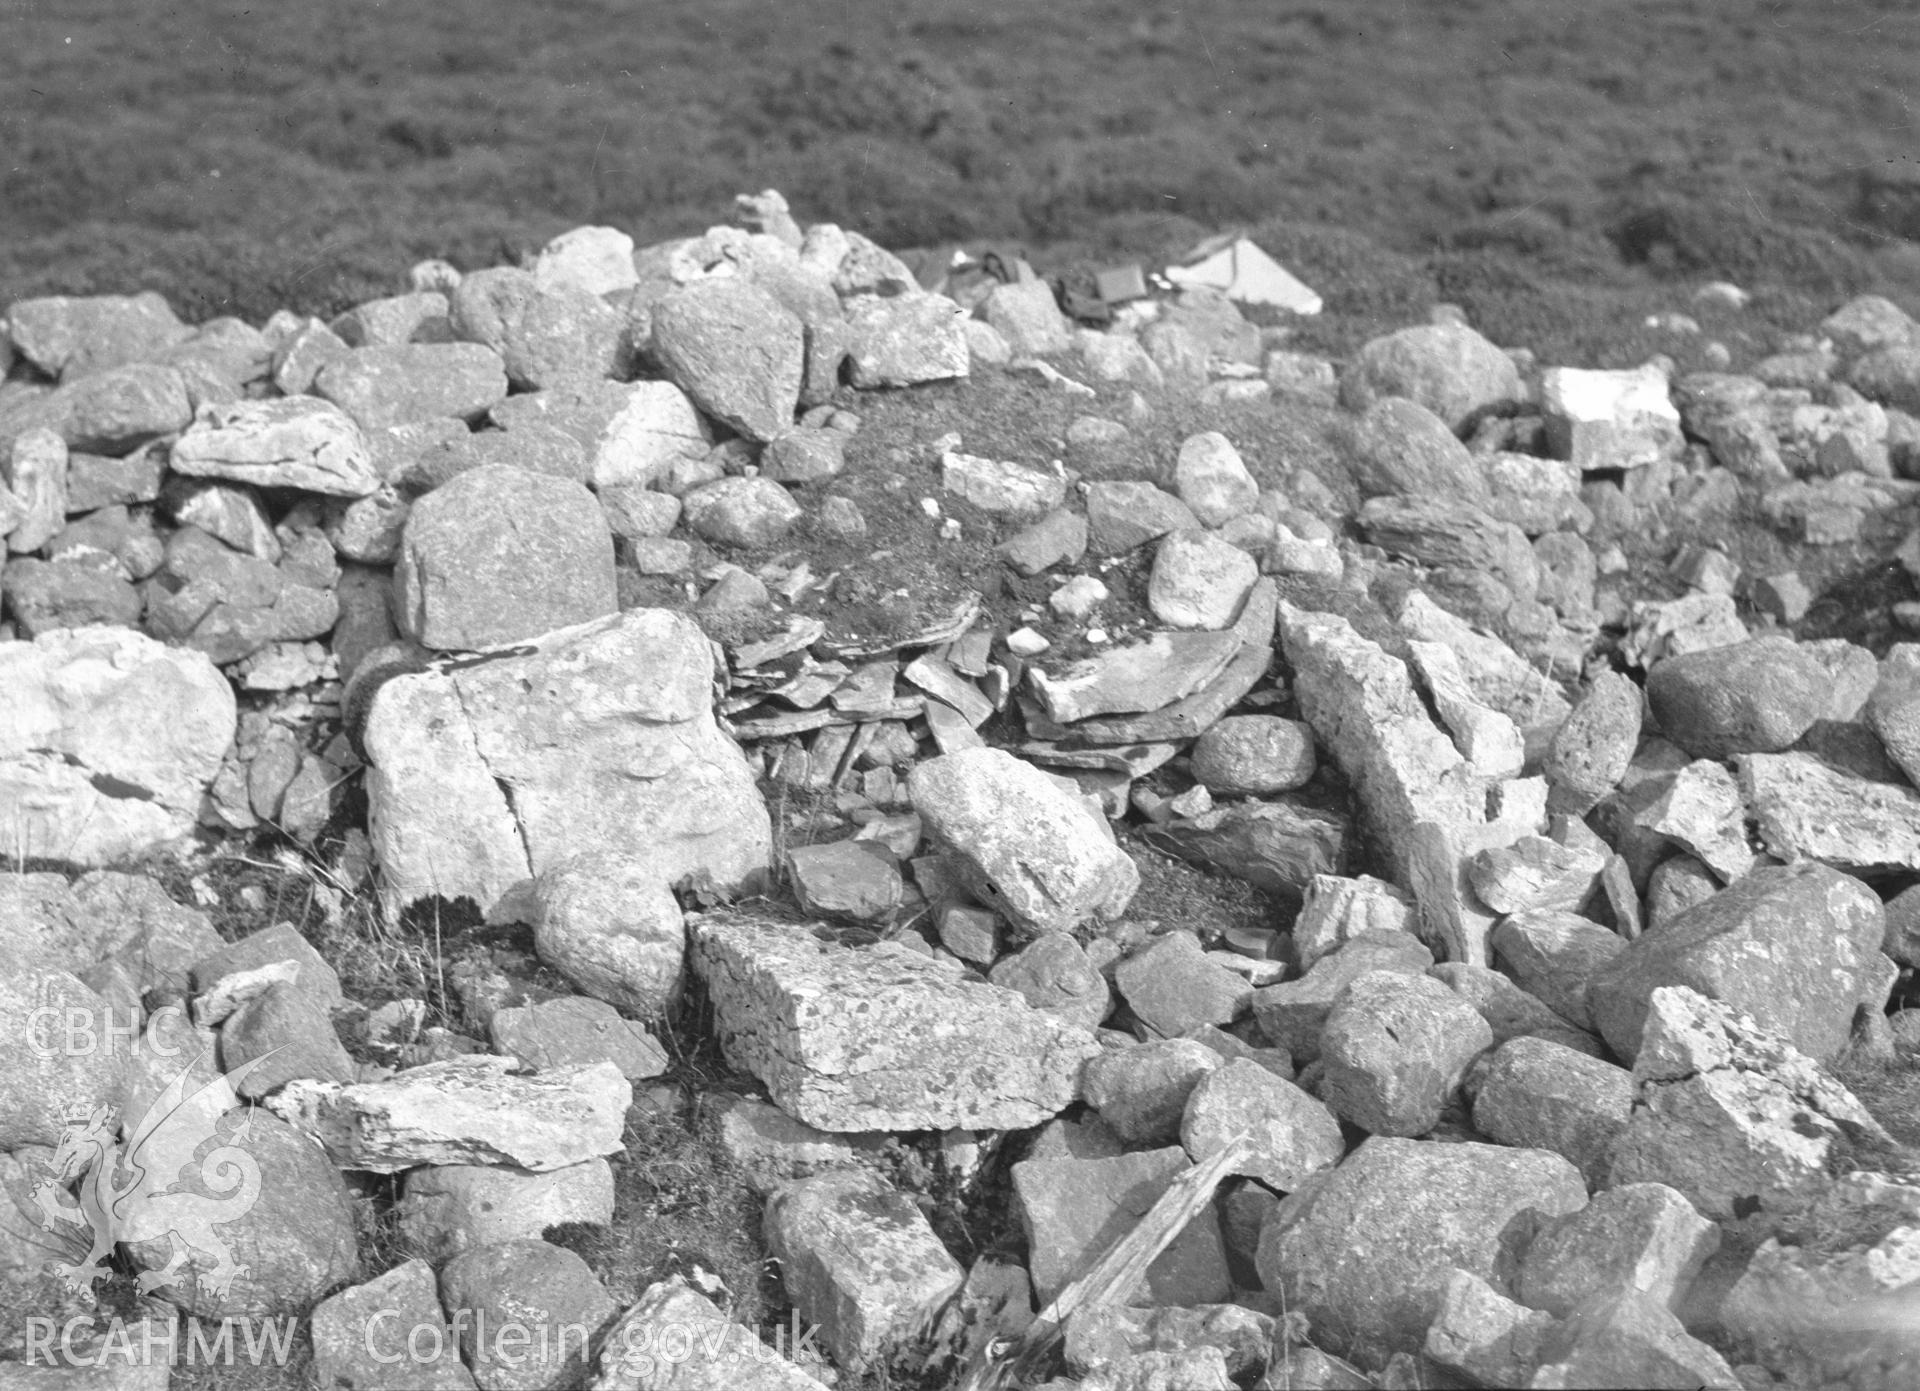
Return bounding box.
[3,0,1919,364]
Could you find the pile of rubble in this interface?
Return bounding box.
[5,188,1920,1389]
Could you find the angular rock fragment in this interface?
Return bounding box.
[395,463,617,650]
[1180,1058,1344,1191]
[1585,861,1891,1064]
[765,1169,965,1373]
[170,397,379,497]
[1606,986,1893,1218]
[365,608,770,919]
[1468,835,1604,915]
[1540,363,1685,470]
[1293,874,1416,970]
[1637,759,1756,882]
[908,747,1138,936]
[1741,749,1920,872]
[1338,322,1524,432]
[1516,1182,1719,1319]
[0,624,236,866]
[1528,1290,1740,1390]
[843,291,969,387]
[1082,1038,1222,1146]
[267,1055,631,1173]
[1489,910,1624,1033]
[1027,628,1242,725]
[1320,970,1493,1137]
[1252,929,1433,1065]
[1113,931,1253,1036]
[692,911,1100,1131]
[1136,799,1348,907]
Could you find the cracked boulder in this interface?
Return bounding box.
[362,607,770,920]
[1605,986,1894,1220]
[0,624,236,866]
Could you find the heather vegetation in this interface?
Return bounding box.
[5,0,1918,363]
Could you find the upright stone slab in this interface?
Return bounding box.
[1279,602,1537,964]
[692,910,1101,1132]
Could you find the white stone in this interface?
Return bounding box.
[365,608,770,921]
[0,626,236,866]
[589,380,714,488]
[1540,363,1685,470]
[532,225,640,297]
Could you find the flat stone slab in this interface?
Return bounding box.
[691,910,1101,1132]
[1740,749,1920,872]
[1028,629,1243,724]
[170,396,379,496]
[265,1054,631,1173]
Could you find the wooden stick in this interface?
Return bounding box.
[955,1136,1252,1391]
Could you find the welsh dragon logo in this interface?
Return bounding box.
[31,1049,275,1303]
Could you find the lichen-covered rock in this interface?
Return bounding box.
[692,910,1100,1132]
[651,278,805,440]
[1545,671,1643,814]
[1585,862,1891,1064]
[1469,1036,1633,1186]
[1320,970,1494,1137]
[1605,987,1891,1220]
[0,625,236,866]
[764,1169,964,1373]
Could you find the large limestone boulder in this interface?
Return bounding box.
[0,625,236,865]
[364,607,770,920]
